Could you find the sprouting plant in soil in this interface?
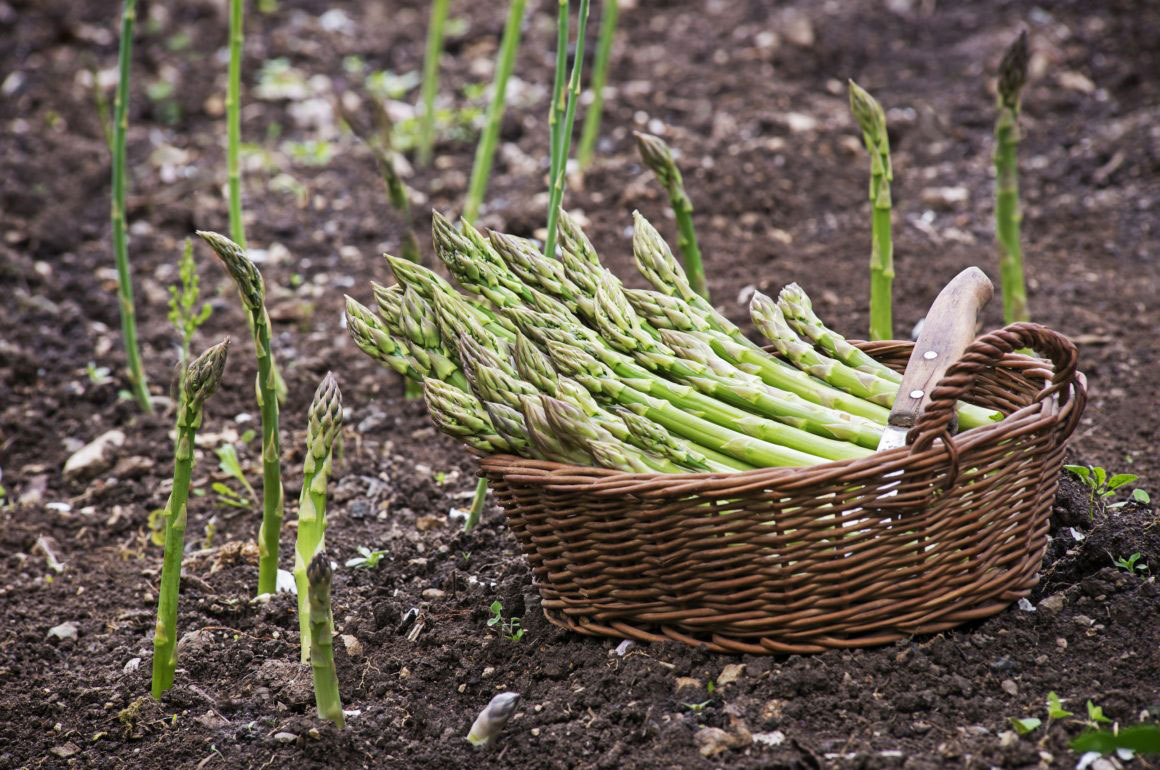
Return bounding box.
[213,438,257,509]
[151,339,229,699]
[487,600,525,641]
[417,0,450,166]
[306,552,344,729]
[848,79,894,341]
[995,30,1030,324]
[635,131,707,300]
[167,238,213,379]
[1064,464,1139,519]
[577,0,619,170]
[1111,552,1148,576]
[345,546,387,569]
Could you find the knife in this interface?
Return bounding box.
[877,267,994,452]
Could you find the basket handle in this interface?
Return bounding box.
[907,322,1079,452]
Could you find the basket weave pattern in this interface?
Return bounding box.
[480,323,1086,654]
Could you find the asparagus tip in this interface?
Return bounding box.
[998,29,1030,107]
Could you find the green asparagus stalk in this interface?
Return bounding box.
[538,395,687,473]
[152,339,230,699]
[544,0,591,259]
[423,377,529,456]
[777,283,901,382]
[418,0,450,167]
[305,553,344,729]
[623,286,891,423]
[547,0,570,246]
[634,132,707,300]
[198,231,284,595]
[111,0,153,414]
[848,80,894,341]
[519,394,592,466]
[464,0,528,223]
[227,0,245,247]
[995,30,1030,324]
[514,334,749,471]
[577,0,618,169]
[752,292,1000,430]
[345,295,470,390]
[543,339,827,467]
[294,373,342,663]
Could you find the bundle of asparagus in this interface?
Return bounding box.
[346,209,1001,475]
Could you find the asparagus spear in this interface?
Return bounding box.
[634,132,707,300]
[537,395,688,473]
[543,339,828,467]
[152,339,229,699]
[226,0,245,247]
[198,231,285,597]
[305,553,344,729]
[624,287,892,423]
[417,0,450,167]
[511,297,876,457]
[776,283,902,383]
[576,0,618,169]
[514,334,749,471]
[848,80,894,341]
[111,0,153,414]
[294,373,342,663]
[752,292,999,430]
[544,0,591,260]
[995,30,1030,324]
[345,295,470,390]
[423,377,529,456]
[464,0,528,223]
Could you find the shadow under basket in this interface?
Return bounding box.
[478,323,1087,654]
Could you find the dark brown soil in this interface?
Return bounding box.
[3,0,1160,767]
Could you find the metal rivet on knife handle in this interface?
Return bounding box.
[910,390,924,399]
[923,350,938,360]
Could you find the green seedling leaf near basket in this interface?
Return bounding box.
[1064,464,1138,519]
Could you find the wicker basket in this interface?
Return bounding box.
[478,322,1086,654]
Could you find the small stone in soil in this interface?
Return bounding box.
[1000,679,1019,696]
[63,429,125,479]
[274,732,297,744]
[47,621,78,641]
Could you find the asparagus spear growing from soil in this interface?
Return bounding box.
[111,0,152,414]
[151,339,229,699]
[634,131,707,300]
[544,0,591,259]
[777,283,902,383]
[848,80,894,341]
[577,0,618,169]
[464,0,527,223]
[227,0,246,247]
[467,692,521,748]
[294,373,342,663]
[995,30,1030,324]
[306,553,344,729]
[417,0,450,167]
[198,231,285,596]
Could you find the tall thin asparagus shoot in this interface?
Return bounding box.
[418,0,450,167]
[848,80,894,341]
[577,0,618,169]
[546,0,570,243]
[198,232,285,596]
[111,0,153,414]
[464,0,528,223]
[294,373,343,662]
[995,30,1030,324]
[151,339,229,699]
[634,131,707,300]
[227,0,246,247]
[544,0,591,259]
[306,553,344,729]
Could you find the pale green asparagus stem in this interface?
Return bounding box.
[152,339,229,699]
[777,283,901,382]
[848,80,893,341]
[227,0,245,247]
[345,295,470,390]
[544,0,590,259]
[418,0,449,167]
[634,131,707,300]
[547,0,570,247]
[544,340,827,467]
[111,0,153,414]
[464,0,527,223]
[198,232,284,595]
[423,377,528,456]
[538,395,688,473]
[996,30,1030,324]
[752,292,1000,430]
[294,373,342,663]
[577,0,618,169]
[306,553,344,729]
[623,287,892,423]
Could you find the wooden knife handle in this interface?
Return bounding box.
[889,267,994,429]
